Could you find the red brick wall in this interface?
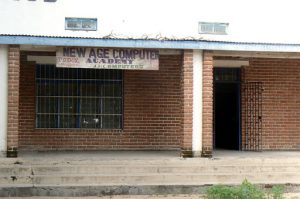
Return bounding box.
[7,45,20,155]
[19,54,183,150]
[180,50,193,157]
[202,51,213,157]
[243,58,300,150]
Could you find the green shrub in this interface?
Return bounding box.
[205,179,284,199]
[269,185,284,199]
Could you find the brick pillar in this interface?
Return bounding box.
[202,51,213,157]
[181,50,193,157]
[7,45,20,157]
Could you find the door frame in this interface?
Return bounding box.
[213,68,241,150]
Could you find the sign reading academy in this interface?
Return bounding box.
[56,47,159,70]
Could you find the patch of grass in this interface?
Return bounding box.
[205,179,284,199]
[268,185,284,199]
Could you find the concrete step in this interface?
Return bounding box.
[2,159,300,168]
[1,164,300,177]
[1,153,300,197]
[28,160,300,166]
[1,172,300,186]
[0,166,32,176]
[2,157,300,166]
[1,155,300,189]
[29,165,300,175]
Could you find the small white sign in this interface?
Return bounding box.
[56,47,159,70]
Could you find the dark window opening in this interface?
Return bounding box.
[36,64,123,129]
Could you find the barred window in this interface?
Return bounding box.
[36,65,123,129]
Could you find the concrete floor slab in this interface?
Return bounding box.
[1,150,300,197]
[213,150,300,159]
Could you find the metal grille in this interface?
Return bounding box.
[244,82,263,151]
[36,64,123,129]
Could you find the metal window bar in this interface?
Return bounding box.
[244,82,263,151]
[36,64,123,129]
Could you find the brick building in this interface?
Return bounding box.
[0,0,299,157]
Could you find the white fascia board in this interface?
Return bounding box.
[4,36,300,53]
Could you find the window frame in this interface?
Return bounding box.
[65,17,97,31]
[198,22,229,35]
[35,64,124,130]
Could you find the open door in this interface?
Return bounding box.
[214,68,241,150]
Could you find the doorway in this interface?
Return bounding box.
[214,68,241,150]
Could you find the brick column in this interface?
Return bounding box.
[181,50,193,157]
[202,51,213,157]
[7,45,20,157]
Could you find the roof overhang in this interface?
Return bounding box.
[2,35,300,53]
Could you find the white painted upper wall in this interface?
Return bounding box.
[1,0,300,44]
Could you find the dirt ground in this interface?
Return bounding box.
[5,193,300,199]
[3,196,203,199]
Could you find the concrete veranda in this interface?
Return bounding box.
[1,150,300,197]
[1,150,300,161]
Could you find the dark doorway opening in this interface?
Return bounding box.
[214,68,241,150]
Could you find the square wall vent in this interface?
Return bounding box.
[65,18,97,31]
[199,22,229,35]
